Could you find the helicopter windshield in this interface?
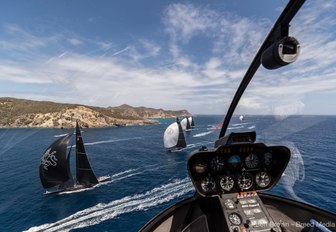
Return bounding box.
[223,0,336,214]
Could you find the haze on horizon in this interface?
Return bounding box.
[0,0,335,115]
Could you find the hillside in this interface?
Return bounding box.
[0,97,191,128]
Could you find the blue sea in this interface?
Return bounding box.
[0,115,335,232]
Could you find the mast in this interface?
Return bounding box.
[186,117,191,130]
[75,121,99,186]
[39,133,73,189]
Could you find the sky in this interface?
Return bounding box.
[0,0,335,115]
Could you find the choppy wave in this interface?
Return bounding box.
[25,178,194,232]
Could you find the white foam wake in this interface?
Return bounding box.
[193,131,212,137]
[53,133,68,138]
[26,178,194,232]
[186,141,213,149]
[231,122,250,126]
[57,169,142,195]
[84,137,143,146]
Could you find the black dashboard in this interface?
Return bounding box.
[188,143,290,197]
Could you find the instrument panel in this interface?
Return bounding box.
[188,143,290,197]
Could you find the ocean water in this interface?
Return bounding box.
[0,115,335,231]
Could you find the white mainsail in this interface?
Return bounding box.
[180,117,191,131]
[163,122,179,149]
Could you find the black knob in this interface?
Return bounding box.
[244,219,251,228]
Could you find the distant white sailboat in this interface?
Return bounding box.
[163,118,186,152]
[239,115,244,121]
[180,116,192,131]
[188,116,195,128]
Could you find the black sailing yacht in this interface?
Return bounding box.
[39,121,109,194]
[141,0,336,231]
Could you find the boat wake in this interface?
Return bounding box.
[84,137,143,146]
[186,141,213,149]
[53,133,69,138]
[25,178,194,232]
[56,168,154,195]
[192,131,213,137]
[231,122,250,126]
[228,126,244,130]
[0,129,40,161]
[66,137,144,149]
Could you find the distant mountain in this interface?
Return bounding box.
[0,97,191,128]
[108,104,190,119]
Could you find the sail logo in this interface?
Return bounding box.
[41,148,58,170]
[167,128,174,135]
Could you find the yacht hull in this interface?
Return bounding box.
[44,176,111,195]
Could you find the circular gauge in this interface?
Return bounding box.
[193,163,207,174]
[263,152,273,167]
[228,155,242,169]
[210,156,225,173]
[220,175,235,191]
[237,172,253,190]
[228,213,242,225]
[256,172,271,188]
[245,153,260,169]
[201,176,216,194]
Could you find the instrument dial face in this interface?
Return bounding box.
[220,175,235,191]
[256,172,271,188]
[201,176,216,194]
[245,153,260,169]
[210,156,225,173]
[228,213,242,225]
[263,152,273,167]
[238,172,253,190]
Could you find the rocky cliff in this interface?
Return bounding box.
[0,98,191,128]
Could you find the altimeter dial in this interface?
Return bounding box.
[255,172,271,188]
[238,172,253,190]
[210,156,225,173]
[220,175,235,191]
[201,176,216,194]
[245,153,260,169]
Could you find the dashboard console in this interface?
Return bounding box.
[188,143,290,197]
[187,134,291,232]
